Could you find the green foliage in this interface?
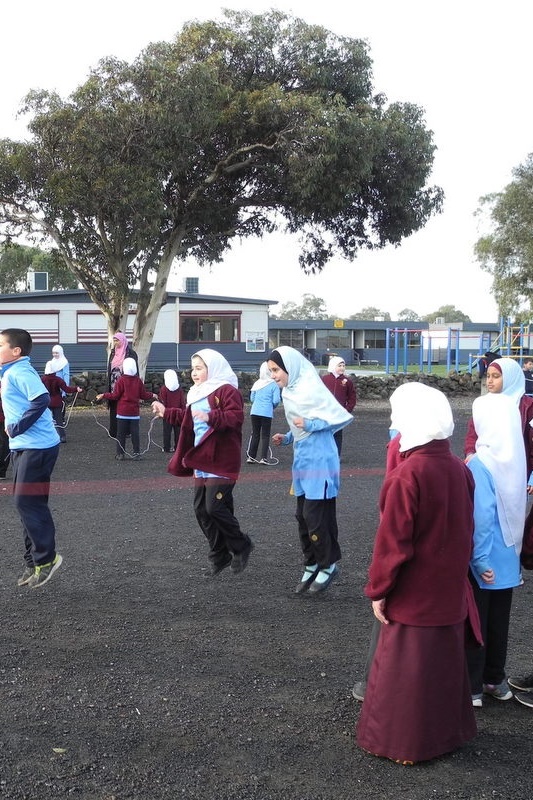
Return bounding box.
[348,306,391,321]
[0,244,78,293]
[276,293,328,319]
[475,154,533,318]
[422,304,471,323]
[0,10,442,373]
[397,307,421,321]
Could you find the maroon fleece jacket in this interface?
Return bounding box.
[168,384,244,481]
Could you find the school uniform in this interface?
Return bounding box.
[466,391,526,698]
[321,358,356,455]
[0,395,10,478]
[1,356,60,567]
[270,347,353,579]
[158,372,186,452]
[100,364,154,456]
[248,363,281,461]
[106,337,138,438]
[357,383,477,764]
[41,373,78,442]
[167,350,252,571]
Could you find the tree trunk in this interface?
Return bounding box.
[133,250,176,378]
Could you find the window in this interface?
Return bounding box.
[180,313,240,343]
[268,329,304,350]
[315,330,351,350]
[364,330,387,349]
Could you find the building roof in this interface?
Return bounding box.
[0,289,279,306]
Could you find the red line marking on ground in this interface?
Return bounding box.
[0,468,385,496]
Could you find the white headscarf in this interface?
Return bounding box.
[45,344,68,375]
[123,357,138,376]
[389,382,454,453]
[271,346,353,442]
[473,391,526,552]
[251,361,274,393]
[186,349,238,405]
[327,356,345,376]
[164,369,180,392]
[492,357,525,405]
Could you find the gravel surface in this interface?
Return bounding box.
[1,399,532,800]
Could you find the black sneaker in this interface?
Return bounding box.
[231,542,254,574]
[513,691,533,708]
[17,565,35,587]
[204,555,232,578]
[508,673,533,692]
[26,554,63,589]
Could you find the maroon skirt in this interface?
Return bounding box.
[356,620,476,764]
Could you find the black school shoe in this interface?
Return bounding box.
[204,555,232,578]
[294,565,320,594]
[230,541,254,574]
[307,564,339,594]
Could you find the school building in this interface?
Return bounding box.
[0,287,508,373]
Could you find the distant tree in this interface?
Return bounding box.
[0,10,442,375]
[397,308,421,322]
[474,154,533,318]
[349,306,391,321]
[0,244,78,293]
[276,293,328,320]
[423,305,471,323]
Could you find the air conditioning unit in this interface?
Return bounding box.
[183,277,199,294]
[28,271,49,291]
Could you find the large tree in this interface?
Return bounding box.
[0,10,442,375]
[349,307,391,321]
[0,243,78,293]
[397,307,421,322]
[423,305,471,323]
[475,154,533,319]
[274,293,329,320]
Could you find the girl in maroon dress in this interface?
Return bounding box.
[357,382,479,764]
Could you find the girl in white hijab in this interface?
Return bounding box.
[466,389,526,706]
[45,345,69,384]
[268,346,353,594]
[157,370,186,452]
[152,349,253,577]
[247,362,281,464]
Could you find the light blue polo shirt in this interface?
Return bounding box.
[0,357,60,450]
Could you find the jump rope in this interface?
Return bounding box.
[54,393,164,459]
[245,434,279,466]
[60,394,281,464]
[90,403,165,459]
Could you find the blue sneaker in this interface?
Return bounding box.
[483,681,512,701]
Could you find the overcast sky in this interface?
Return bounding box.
[2,0,532,322]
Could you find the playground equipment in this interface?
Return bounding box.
[384,328,467,374]
[385,319,532,375]
[468,319,532,373]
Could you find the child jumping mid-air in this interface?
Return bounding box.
[152,349,253,577]
[0,328,62,588]
[268,346,353,594]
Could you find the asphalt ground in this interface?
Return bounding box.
[1,400,532,800]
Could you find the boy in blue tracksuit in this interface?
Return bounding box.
[0,328,62,588]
